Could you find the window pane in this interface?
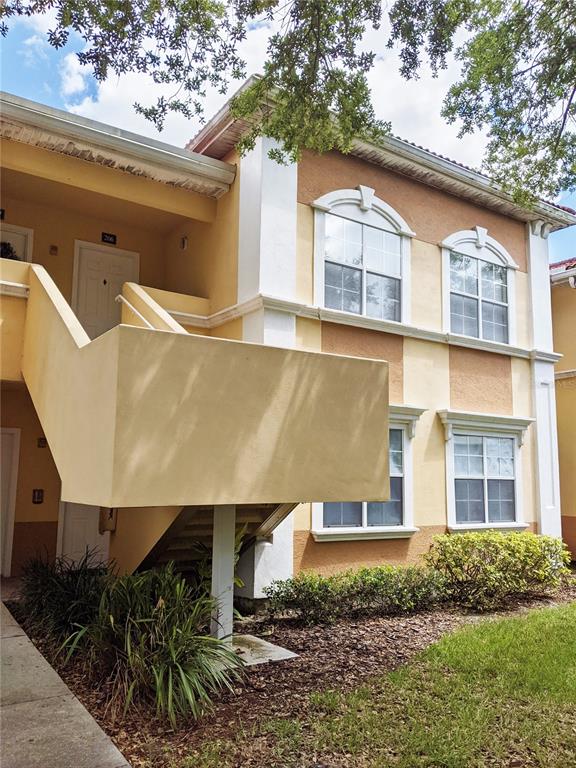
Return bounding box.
[364,227,402,276]
[454,435,484,476]
[481,262,507,304]
[367,477,403,526]
[450,254,478,295]
[325,263,361,314]
[325,214,362,266]
[366,273,401,321]
[482,301,508,343]
[455,479,485,523]
[486,438,515,477]
[487,479,515,522]
[450,293,479,337]
[323,502,362,527]
[389,429,403,474]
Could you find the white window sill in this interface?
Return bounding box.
[311,526,419,542]
[448,522,529,533]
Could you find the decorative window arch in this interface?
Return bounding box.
[441,227,518,345]
[312,186,415,325]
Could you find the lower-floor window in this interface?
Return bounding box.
[454,434,516,524]
[323,428,404,528]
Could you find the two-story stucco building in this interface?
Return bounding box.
[1,85,574,616]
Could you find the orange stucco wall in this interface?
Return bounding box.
[321,323,403,402]
[449,347,513,414]
[298,151,528,271]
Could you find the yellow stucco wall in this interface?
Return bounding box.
[19,263,391,508]
[2,195,166,302]
[296,203,314,304]
[1,385,61,574]
[110,506,182,574]
[552,282,576,555]
[404,338,450,528]
[553,284,576,372]
[411,240,442,330]
[164,152,239,311]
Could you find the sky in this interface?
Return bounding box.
[1,11,574,263]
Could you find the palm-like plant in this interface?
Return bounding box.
[68,564,243,725]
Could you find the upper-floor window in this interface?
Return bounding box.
[313,186,415,325]
[450,254,509,342]
[442,227,518,346]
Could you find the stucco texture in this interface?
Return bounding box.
[449,347,513,414]
[298,151,528,271]
[321,322,403,402]
[294,526,446,574]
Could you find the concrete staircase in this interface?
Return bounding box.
[138,503,296,575]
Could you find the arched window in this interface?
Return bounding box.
[312,186,414,324]
[442,227,518,345]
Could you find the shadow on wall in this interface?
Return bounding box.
[21,265,390,510]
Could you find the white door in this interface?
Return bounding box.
[1,429,20,577]
[60,503,109,565]
[73,241,139,339]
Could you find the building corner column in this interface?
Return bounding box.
[527,220,562,537]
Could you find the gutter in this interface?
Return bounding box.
[0,91,236,188]
[354,136,576,230]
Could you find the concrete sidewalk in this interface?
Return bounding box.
[1,603,130,768]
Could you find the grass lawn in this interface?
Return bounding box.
[176,604,576,768]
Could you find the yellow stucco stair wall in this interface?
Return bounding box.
[11,261,390,509]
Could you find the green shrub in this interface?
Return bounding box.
[68,563,243,725]
[20,550,111,644]
[264,565,445,624]
[426,531,571,611]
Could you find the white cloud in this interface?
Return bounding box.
[20,34,49,67]
[59,53,89,97]
[67,21,272,147]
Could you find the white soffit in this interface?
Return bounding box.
[0,92,236,199]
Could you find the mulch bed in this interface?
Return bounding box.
[10,579,576,768]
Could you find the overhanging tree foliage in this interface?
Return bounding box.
[2,1,574,202]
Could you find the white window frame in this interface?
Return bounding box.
[441,227,518,347]
[313,186,415,326]
[438,410,533,532]
[0,222,34,262]
[311,405,425,541]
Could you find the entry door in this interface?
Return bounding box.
[73,242,139,339]
[60,504,109,565]
[1,429,20,577]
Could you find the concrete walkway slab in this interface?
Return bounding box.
[2,635,65,706]
[1,604,130,768]
[233,634,298,666]
[1,602,25,638]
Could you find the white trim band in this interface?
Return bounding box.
[438,410,534,446]
[311,526,419,542]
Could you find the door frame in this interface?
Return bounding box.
[1,428,21,577]
[56,502,110,562]
[71,239,140,315]
[0,223,34,262]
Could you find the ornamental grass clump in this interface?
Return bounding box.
[426,531,571,611]
[20,550,111,646]
[67,563,243,725]
[264,565,445,624]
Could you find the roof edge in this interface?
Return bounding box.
[187,82,576,230]
[1,91,236,189]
